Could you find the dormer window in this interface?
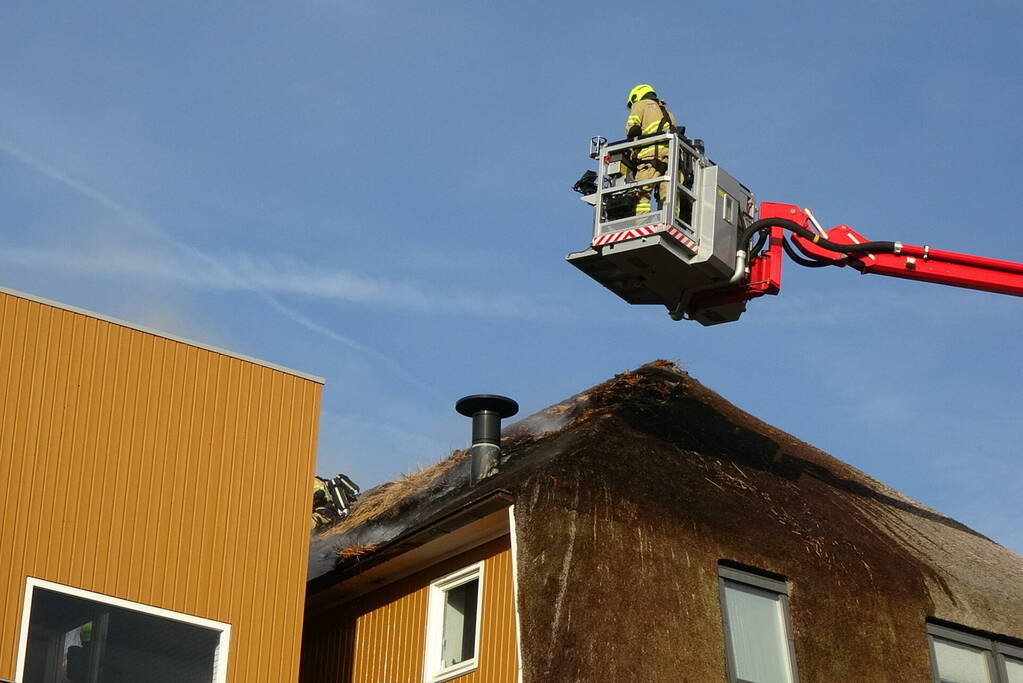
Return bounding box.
[718,564,799,683]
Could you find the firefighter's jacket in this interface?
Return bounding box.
[625,98,676,163]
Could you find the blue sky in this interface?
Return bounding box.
[3,1,1021,553]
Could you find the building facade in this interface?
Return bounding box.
[302,362,1023,683]
[1,287,324,683]
[303,533,518,683]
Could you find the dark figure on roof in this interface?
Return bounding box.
[312,473,360,531]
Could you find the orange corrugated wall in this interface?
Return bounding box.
[0,291,322,683]
[301,537,519,683]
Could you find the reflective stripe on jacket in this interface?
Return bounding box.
[625,98,676,160]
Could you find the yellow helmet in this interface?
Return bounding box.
[627,83,655,107]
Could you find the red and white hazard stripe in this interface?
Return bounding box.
[592,223,698,254]
[592,225,658,246]
[665,226,698,253]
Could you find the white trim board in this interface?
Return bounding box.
[508,505,524,683]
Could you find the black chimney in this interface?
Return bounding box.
[456,394,518,485]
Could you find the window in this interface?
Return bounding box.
[719,189,738,225]
[423,562,484,683]
[998,643,1023,683]
[928,623,1023,683]
[718,565,799,683]
[16,578,230,683]
[1005,656,1023,683]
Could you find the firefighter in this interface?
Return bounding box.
[625,84,677,215]
[311,477,336,529]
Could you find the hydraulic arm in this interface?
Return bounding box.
[688,201,1023,319]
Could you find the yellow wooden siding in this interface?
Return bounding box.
[301,537,519,683]
[0,291,322,683]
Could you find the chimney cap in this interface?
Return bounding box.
[456,394,519,419]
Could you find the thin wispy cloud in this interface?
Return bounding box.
[0,136,571,323]
[0,137,144,225]
[0,136,441,396]
[0,241,571,322]
[256,294,447,402]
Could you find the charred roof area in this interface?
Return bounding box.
[308,361,1023,679]
[306,362,602,582]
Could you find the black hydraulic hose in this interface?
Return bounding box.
[782,236,846,268]
[748,228,768,260]
[740,217,896,255]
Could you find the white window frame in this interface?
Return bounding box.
[718,564,800,683]
[15,577,231,683]
[928,622,1023,683]
[422,561,484,683]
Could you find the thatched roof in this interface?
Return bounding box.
[307,361,1023,654]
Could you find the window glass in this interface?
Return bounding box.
[23,586,223,683]
[424,563,483,682]
[719,191,738,225]
[722,580,795,683]
[932,638,994,683]
[1004,658,1023,683]
[440,578,479,668]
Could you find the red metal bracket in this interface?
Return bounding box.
[688,202,795,311]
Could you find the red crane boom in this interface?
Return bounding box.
[693,202,1023,315]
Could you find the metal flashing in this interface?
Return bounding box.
[0,285,325,384]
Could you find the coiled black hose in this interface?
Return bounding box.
[740,217,896,256]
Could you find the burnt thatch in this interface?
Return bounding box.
[308,361,1023,681]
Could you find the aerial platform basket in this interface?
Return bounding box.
[567,133,758,325]
[569,129,1023,326]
